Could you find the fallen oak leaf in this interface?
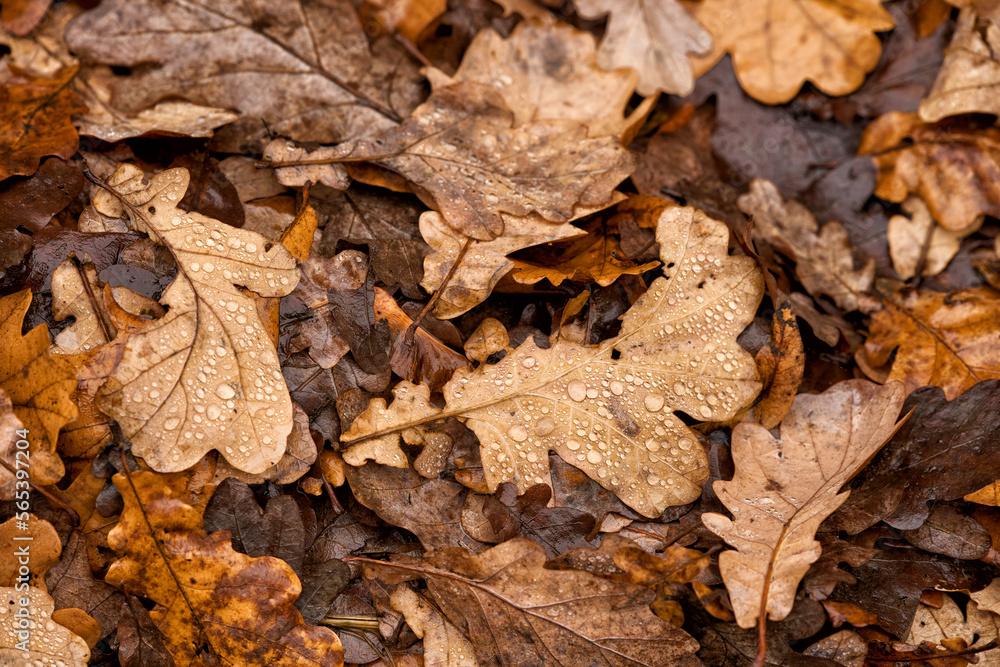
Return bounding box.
[107,469,344,666]
[703,380,905,639]
[887,197,968,280]
[859,111,1000,233]
[368,0,446,42]
[90,162,300,474]
[0,289,78,488]
[919,5,1000,122]
[738,179,875,312]
[685,0,895,104]
[907,593,1000,663]
[353,537,702,665]
[326,82,635,241]
[50,255,117,355]
[345,205,764,517]
[858,287,1000,400]
[575,0,712,96]
[0,65,86,180]
[0,587,90,666]
[64,0,423,152]
[423,20,650,137]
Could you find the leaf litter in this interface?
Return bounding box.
[6,3,1000,666]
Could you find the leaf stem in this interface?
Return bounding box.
[0,457,79,526]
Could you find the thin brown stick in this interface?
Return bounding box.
[404,237,472,346]
[867,639,999,662]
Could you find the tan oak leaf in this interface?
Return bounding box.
[344,205,764,517]
[50,256,116,355]
[0,587,90,666]
[887,197,968,280]
[390,585,479,667]
[739,179,874,312]
[330,82,635,241]
[575,0,711,96]
[93,163,299,474]
[907,593,1000,664]
[424,20,649,136]
[703,379,905,629]
[686,0,895,104]
[920,6,1000,122]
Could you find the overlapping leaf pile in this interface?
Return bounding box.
[4,1,1000,665]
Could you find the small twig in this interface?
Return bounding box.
[394,33,432,68]
[0,457,80,526]
[321,614,382,632]
[404,237,472,346]
[867,639,999,663]
[319,472,343,515]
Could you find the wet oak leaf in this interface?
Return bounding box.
[106,469,344,667]
[703,379,905,629]
[859,111,1000,232]
[901,504,992,561]
[45,531,126,639]
[920,6,1000,122]
[686,0,895,104]
[0,587,90,666]
[424,20,648,136]
[0,289,78,487]
[0,65,86,180]
[348,205,763,517]
[50,257,117,355]
[117,595,174,667]
[92,163,299,474]
[738,179,875,312]
[859,287,1000,400]
[888,197,968,280]
[330,82,635,241]
[831,381,1000,533]
[360,537,702,666]
[64,0,423,152]
[574,0,712,97]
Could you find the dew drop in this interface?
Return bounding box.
[566,440,581,451]
[535,417,555,437]
[164,418,180,430]
[521,357,536,368]
[216,385,236,400]
[644,394,665,412]
[508,425,528,442]
[207,405,221,420]
[673,383,686,395]
[586,450,603,464]
[610,381,624,395]
[699,405,713,418]
[567,380,587,402]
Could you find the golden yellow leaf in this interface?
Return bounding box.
[687,0,894,104]
[0,587,90,665]
[345,205,764,517]
[859,288,1000,400]
[369,0,446,42]
[0,289,78,486]
[703,379,905,629]
[91,163,299,474]
[575,0,711,96]
[739,179,874,312]
[331,82,634,241]
[107,469,344,667]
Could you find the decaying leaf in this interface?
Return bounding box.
[888,197,968,280]
[749,299,805,429]
[92,163,300,474]
[803,630,867,666]
[369,0,446,42]
[0,65,86,180]
[360,537,702,665]
[739,179,874,312]
[831,381,1000,533]
[346,205,763,517]
[920,6,1000,122]
[908,594,1000,663]
[0,390,24,499]
[0,289,79,487]
[424,20,647,136]
[859,111,1000,232]
[859,288,1000,400]
[390,585,479,667]
[64,0,423,152]
[107,469,344,666]
[330,82,634,241]
[0,587,90,666]
[703,379,905,629]
[686,0,895,104]
[572,0,711,97]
